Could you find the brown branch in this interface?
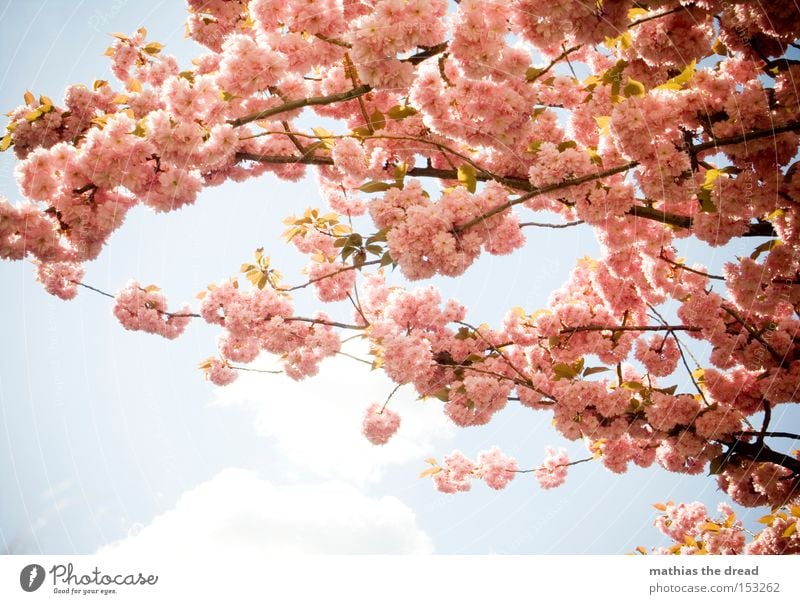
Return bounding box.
[559,324,701,334]
[735,431,800,441]
[513,456,595,474]
[720,305,787,367]
[693,122,800,154]
[284,316,364,330]
[405,42,449,65]
[228,85,372,128]
[527,45,581,83]
[759,399,773,444]
[455,320,530,386]
[457,161,639,232]
[314,33,351,48]
[629,205,777,237]
[230,365,282,374]
[520,220,584,229]
[658,248,725,281]
[719,438,800,476]
[281,258,381,292]
[648,303,709,406]
[281,121,307,154]
[235,151,532,190]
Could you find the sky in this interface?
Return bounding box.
[0,0,797,556]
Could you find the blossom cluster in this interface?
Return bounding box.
[2,0,799,544]
[650,501,800,555]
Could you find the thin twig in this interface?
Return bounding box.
[520,220,584,229]
[228,85,372,128]
[513,456,594,474]
[457,162,639,232]
[721,305,786,367]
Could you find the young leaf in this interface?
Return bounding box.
[359,181,393,193]
[457,164,477,193]
[369,109,386,131]
[622,77,645,98]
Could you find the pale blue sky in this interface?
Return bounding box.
[1,0,796,555]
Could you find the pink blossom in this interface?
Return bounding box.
[534,446,569,489]
[362,403,401,445]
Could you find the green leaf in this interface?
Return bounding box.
[394,163,407,188]
[656,60,696,91]
[583,366,610,377]
[620,381,645,391]
[457,164,477,193]
[143,42,164,55]
[600,60,629,100]
[358,181,393,193]
[0,134,12,152]
[622,77,645,98]
[654,384,678,396]
[697,168,721,212]
[379,251,394,267]
[432,388,450,402]
[312,127,335,150]
[557,140,578,152]
[369,109,386,132]
[525,67,545,82]
[587,147,603,167]
[386,105,418,120]
[351,126,371,139]
[697,187,717,213]
[527,140,543,154]
[553,358,584,381]
[750,239,782,260]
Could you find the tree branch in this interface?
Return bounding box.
[457,161,640,232]
[559,324,701,334]
[513,456,594,473]
[693,122,800,154]
[228,85,372,128]
[720,305,787,367]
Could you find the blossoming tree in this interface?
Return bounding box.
[2,0,799,554]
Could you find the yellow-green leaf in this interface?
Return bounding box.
[527,140,543,154]
[23,90,36,105]
[386,105,418,120]
[750,239,782,261]
[595,116,611,137]
[369,109,386,131]
[312,127,334,150]
[143,42,164,55]
[359,181,393,193]
[419,466,442,478]
[623,77,646,98]
[457,164,477,193]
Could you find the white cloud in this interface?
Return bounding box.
[211,344,454,485]
[98,469,433,555]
